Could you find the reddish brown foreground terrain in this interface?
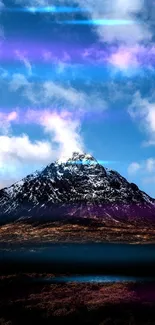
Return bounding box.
[0,222,155,243]
[1,273,155,325]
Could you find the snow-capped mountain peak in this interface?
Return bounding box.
[0,152,155,226]
[56,152,98,165]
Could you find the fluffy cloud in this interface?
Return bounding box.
[43,81,85,106]
[43,81,107,113]
[128,91,155,145]
[0,109,85,188]
[9,73,107,112]
[14,0,152,45]
[108,46,140,75]
[0,134,53,164]
[6,66,105,187]
[25,109,84,160]
[0,0,4,10]
[0,66,9,78]
[40,111,84,161]
[142,160,155,184]
[70,0,151,45]
[0,111,18,135]
[108,45,155,74]
[9,73,41,104]
[0,134,54,187]
[143,140,155,147]
[146,158,155,173]
[42,50,71,75]
[15,50,32,76]
[9,73,30,91]
[127,162,141,175]
[128,158,155,182]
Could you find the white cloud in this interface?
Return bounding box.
[108,46,140,75]
[15,50,32,76]
[25,109,84,161]
[128,162,141,175]
[127,158,155,192]
[107,45,155,74]
[14,0,151,45]
[9,73,107,113]
[43,81,86,107]
[143,139,155,147]
[128,91,155,145]
[0,134,53,164]
[146,158,155,173]
[43,81,107,114]
[0,111,19,135]
[128,158,155,179]
[40,111,84,160]
[0,109,85,187]
[9,73,40,104]
[42,50,71,75]
[0,134,54,188]
[0,66,9,78]
[69,0,151,45]
[9,73,30,91]
[0,1,4,10]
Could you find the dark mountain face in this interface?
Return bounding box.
[0,152,155,226]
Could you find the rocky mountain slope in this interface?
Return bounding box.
[0,152,155,227]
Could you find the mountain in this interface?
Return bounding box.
[0,152,155,228]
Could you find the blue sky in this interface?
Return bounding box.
[0,0,155,197]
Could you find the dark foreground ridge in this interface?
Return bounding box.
[1,273,155,325]
[0,152,155,228]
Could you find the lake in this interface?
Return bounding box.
[1,243,155,276]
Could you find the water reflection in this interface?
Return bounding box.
[36,275,155,284]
